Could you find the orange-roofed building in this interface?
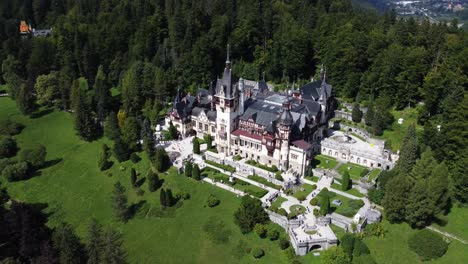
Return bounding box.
[19,21,31,34]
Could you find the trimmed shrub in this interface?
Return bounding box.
[408,230,448,261]
[310,198,318,206]
[192,164,201,180]
[0,137,17,158]
[254,224,267,238]
[20,144,47,169]
[275,172,283,181]
[267,226,280,241]
[252,248,264,259]
[279,238,290,250]
[130,153,141,163]
[2,161,30,181]
[0,119,24,136]
[277,208,287,216]
[206,194,220,207]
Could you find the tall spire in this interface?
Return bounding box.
[226,44,231,69]
[320,64,325,82]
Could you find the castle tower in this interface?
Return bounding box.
[278,96,293,170]
[215,44,238,155]
[238,78,245,116]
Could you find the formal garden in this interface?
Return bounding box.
[202,167,268,198]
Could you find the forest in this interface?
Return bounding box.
[0,0,467,263]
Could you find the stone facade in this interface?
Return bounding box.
[166,52,335,176]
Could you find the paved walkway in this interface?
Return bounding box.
[425,226,467,245]
[302,177,363,201]
[202,177,245,196]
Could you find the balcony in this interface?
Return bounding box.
[218,131,227,141]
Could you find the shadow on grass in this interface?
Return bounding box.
[43,158,63,169]
[129,200,147,219]
[136,177,146,188]
[31,108,53,119]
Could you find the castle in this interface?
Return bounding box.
[166,49,334,176]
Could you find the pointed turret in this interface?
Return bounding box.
[320,64,326,82]
[278,96,293,127]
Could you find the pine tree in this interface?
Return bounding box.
[130,168,137,187]
[352,103,363,123]
[112,181,129,222]
[121,116,140,150]
[204,134,212,149]
[382,175,411,223]
[94,65,110,122]
[16,84,35,115]
[147,171,159,192]
[98,144,112,171]
[193,164,201,180]
[52,223,83,264]
[405,181,434,228]
[165,189,173,207]
[72,78,96,141]
[410,149,436,182]
[113,136,130,162]
[100,229,127,264]
[193,138,200,154]
[168,121,177,140]
[320,194,330,216]
[395,124,418,175]
[428,162,450,215]
[104,112,120,140]
[342,170,350,191]
[364,103,374,127]
[154,148,170,172]
[160,188,167,207]
[185,162,193,177]
[86,219,103,264]
[142,118,155,158]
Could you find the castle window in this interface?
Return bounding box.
[291,154,298,160]
[204,124,208,131]
[198,123,202,129]
[211,126,215,132]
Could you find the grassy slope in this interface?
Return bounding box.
[378,107,423,152]
[0,97,296,264]
[432,206,468,241]
[337,163,368,180]
[312,155,338,169]
[364,221,468,264]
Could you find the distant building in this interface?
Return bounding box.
[19,20,52,37]
[166,47,335,176]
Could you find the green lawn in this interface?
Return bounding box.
[311,154,338,169]
[432,206,468,241]
[0,97,303,264]
[305,175,319,182]
[337,163,369,180]
[247,175,281,190]
[364,221,468,264]
[331,182,365,198]
[290,205,306,214]
[368,169,381,182]
[316,191,364,217]
[269,196,288,212]
[378,107,423,152]
[202,168,268,198]
[291,183,316,200]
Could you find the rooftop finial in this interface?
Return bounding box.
[226,44,231,66]
[320,64,326,82]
